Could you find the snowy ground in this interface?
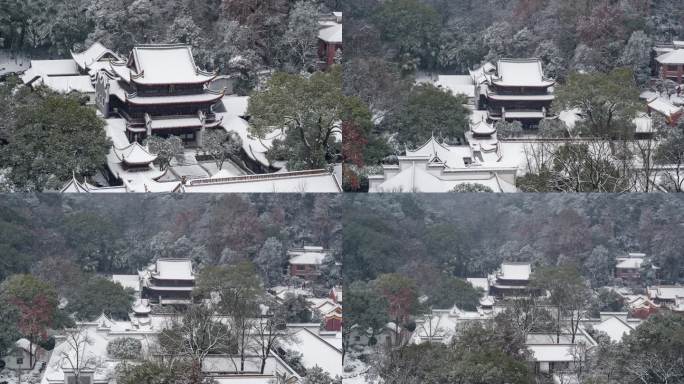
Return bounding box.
[0,354,50,384]
[0,51,30,77]
[343,351,378,384]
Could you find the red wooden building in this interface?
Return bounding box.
[95,44,224,146]
[288,246,328,280]
[318,12,342,67]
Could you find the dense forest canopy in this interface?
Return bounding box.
[0,194,341,284]
[343,194,684,285]
[344,0,684,76]
[341,0,684,192]
[0,0,340,77]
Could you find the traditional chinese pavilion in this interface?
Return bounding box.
[96,44,224,146]
[476,58,555,128]
[318,12,342,67]
[139,259,196,305]
[654,41,684,84]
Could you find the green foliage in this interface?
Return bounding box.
[0,297,21,358]
[372,273,420,326]
[248,66,345,170]
[302,366,340,384]
[67,276,134,321]
[377,321,532,384]
[373,0,441,70]
[199,129,242,171]
[588,288,625,318]
[0,207,34,281]
[423,275,482,310]
[449,183,494,193]
[116,360,193,384]
[281,294,313,323]
[554,68,641,139]
[391,83,470,148]
[654,124,684,192]
[0,90,109,191]
[618,313,684,384]
[106,337,142,360]
[343,194,684,290]
[144,135,184,171]
[195,262,262,315]
[62,212,124,272]
[495,120,523,139]
[281,1,321,73]
[0,274,58,309]
[344,281,388,346]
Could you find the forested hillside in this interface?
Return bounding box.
[341,0,684,191]
[0,194,341,284]
[343,194,684,285]
[1,0,340,77]
[344,0,684,78]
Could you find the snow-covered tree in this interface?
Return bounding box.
[281,1,321,73]
[620,31,652,86]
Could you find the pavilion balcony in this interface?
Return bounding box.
[488,108,546,119]
[485,91,555,101]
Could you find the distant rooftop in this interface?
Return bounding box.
[124,44,216,85]
[153,259,194,280]
[289,246,328,265]
[492,58,554,87]
[656,49,684,65]
[498,262,532,281]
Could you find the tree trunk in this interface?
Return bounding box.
[556,305,561,344]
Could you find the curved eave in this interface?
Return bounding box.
[486,93,555,101]
[126,93,224,106]
[130,74,217,86]
[122,159,157,166]
[491,80,555,88]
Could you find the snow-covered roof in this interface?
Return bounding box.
[319,23,342,44]
[132,299,151,314]
[14,338,37,354]
[153,259,194,280]
[526,332,597,362]
[528,345,577,362]
[331,286,342,302]
[470,62,497,85]
[111,274,140,292]
[370,163,517,193]
[283,328,342,377]
[179,169,342,193]
[616,255,645,270]
[466,278,489,293]
[492,58,554,87]
[633,112,653,133]
[470,120,496,136]
[71,42,120,70]
[113,142,158,165]
[648,96,683,118]
[20,59,79,85]
[498,262,532,281]
[591,316,633,343]
[656,49,684,65]
[60,175,97,193]
[289,247,328,265]
[41,322,155,384]
[40,75,95,94]
[435,75,476,98]
[128,44,216,85]
[648,286,684,300]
